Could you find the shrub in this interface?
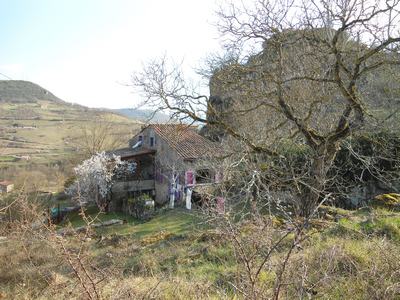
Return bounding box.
[127,194,154,220]
[63,176,76,190]
[286,237,400,299]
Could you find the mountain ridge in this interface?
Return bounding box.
[0,80,170,122]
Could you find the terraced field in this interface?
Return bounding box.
[0,99,141,168]
[0,81,143,191]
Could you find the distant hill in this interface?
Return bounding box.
[0,80,141,168]
[114,108,170,123]
[0,80,66,104]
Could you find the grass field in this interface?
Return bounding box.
[0,156,18,162]
[59,206,201,236]
[1,203,400,299]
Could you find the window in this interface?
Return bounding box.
[195,169,212,184]
[150,136,155,147]
[138,135,143,142]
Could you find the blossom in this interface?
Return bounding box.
[67,152,134,206]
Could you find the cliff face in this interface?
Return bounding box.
[202,29,400,142]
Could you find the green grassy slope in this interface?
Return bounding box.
[1,206,399,299]
[61,206,200,236]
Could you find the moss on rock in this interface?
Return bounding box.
[372,193,400,209]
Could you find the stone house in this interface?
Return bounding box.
[0,180,14,193]
[109,124,222,212]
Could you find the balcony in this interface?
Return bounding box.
[112,179,155,193]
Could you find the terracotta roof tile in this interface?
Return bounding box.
[149,124,221,160]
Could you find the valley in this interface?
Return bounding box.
[0,81,142,191]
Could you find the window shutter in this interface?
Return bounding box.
[185,170,195,186]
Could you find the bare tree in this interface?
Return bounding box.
[158,159,183,209]
[75,120,131,158]
[133,0,400,216]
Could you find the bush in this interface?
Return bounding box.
[286,237,400,299]
[127,194,154,220]
[332,131,400,197]
[63,176,76,190]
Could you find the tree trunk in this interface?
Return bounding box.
[300,143,338,218]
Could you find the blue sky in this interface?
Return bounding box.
[0,0,221,108]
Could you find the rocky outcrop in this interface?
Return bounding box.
[201,28,400,141]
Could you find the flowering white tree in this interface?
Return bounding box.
[67,152,131,211]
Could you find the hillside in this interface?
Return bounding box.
[0,80,65,104]
[0,80,141,171]
[113,108,170,123]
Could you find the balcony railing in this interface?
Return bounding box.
[112,179,155,193]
